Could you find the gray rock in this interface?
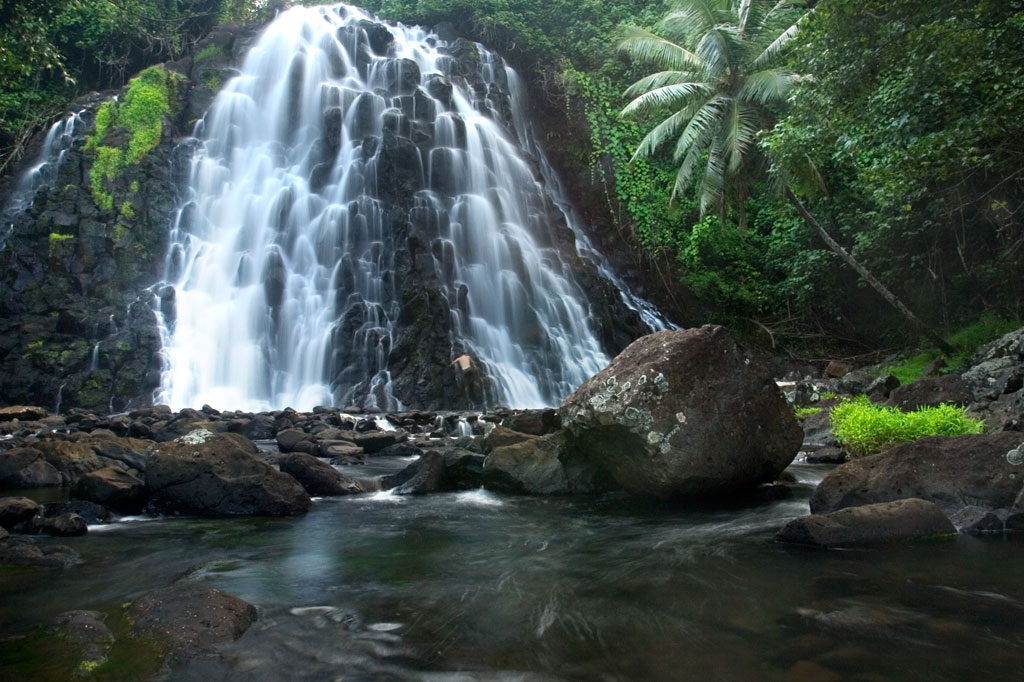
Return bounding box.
[949,505,1006,534]
[381,451,445,494]
[0,448,63,488]
[128,583,257,661]
[72,466,147,513]
[146,430,310,516]
[561,326,802,499]
[776,498,955,548]
[0,406,48,421]
[804,447,846,464]
[887,374,972,411]
[47,610,114,669]
[26,512,88,537]
[0,496,43,528]
[0,537,82,567]
[279,453,363,496]
[349,431,401,453]
[483,432,572,494]
[276,428,309,452]
[865,373,900,402]
[44,500,112,524]
[810,432,1024,517]
[441,447,486,490]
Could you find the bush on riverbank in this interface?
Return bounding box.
[831,396,984,458]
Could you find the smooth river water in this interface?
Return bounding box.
[2,462,1023,681]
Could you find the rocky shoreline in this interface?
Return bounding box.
[2,324,1024,675]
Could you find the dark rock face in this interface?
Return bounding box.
[482,431,578,494]
[776,498,955,548]
[561,326,803,499]
[0,496,43,528]
[886,375,971,411]
[24,512,89,537]
[146,430,311,516]
[72,466,147,513]
[809,432,1024,522]
[279,453,363,496]
[128,583,257,661]
[381,451,446,494]
[0,537,82,567]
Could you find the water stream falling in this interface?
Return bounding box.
[0,110,84,249]
[158,3,620,412]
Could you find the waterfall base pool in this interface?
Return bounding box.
[2,464,1023,681]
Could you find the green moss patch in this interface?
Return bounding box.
[86,66,179,212]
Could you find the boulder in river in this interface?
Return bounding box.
[560,326,802,499]
[279,453,363,496]
[72,466,147,513]
[128,582,258,661]
[776,498,955,548]
[810,432,1024,526]
[146,430,311,516]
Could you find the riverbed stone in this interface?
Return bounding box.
[381,451,446,494]
[886,375,972,411]
[25,512,88,537]
[0,448,63,488]
[776,498,955,548]
[279,453,363,496]
[72,466,147,513]
[0,537,82,568]
[483,432,571,494]
[44,500,112,524]
[0,406,49,421]
[128,582,258,661]
[47,610,114,670]
[560,326,802,499]
[0,496,43,528]
[809,432,1024,517]
[146,430,311,516]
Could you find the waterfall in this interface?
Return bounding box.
[1,110,84,249]
[158,3,615,412]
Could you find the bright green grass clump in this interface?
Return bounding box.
[831,395,984,457]
[794,406,822,419]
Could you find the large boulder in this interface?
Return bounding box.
[560,326,802,499]
[279,453,363,496]
[885,375,971,411]
[0,449,63,488]
[72,466,147,513]
[809,432,1024,521]
[128,583,257,661]
[776,498,955,548]
[0,496,43,528]
[146,430,311,516]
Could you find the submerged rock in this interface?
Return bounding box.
[776,499,955,548]
[146,430,311,516]
[0,537,82,567]
[561,326,802,499]
[128,582,258,661]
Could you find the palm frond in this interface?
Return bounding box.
[619,26,703,71]
[631,107,694,159]
[672,95,726,162]
[623,71,703,99]
[750,22,799,71]
[724,100,759,173]
[737,0,753,34]
[695,25,742,78]
[662,0,717,42]
[623,81,714,116]
[699,131,728,215]
[739,68,801,106]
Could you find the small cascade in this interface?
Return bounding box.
[158,3,618,411]
[1,110,85,248]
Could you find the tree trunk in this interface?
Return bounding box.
[784,187,954,356]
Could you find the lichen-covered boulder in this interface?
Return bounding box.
[560,326,802,499]
[146,430,310,516]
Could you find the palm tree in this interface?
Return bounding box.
[619,0,802,226]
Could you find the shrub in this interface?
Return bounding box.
[831,395,984,457]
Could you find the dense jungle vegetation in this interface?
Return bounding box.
[2,0,1022,358]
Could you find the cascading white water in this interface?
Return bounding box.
[158,3,614,411]
[1,110,84,249]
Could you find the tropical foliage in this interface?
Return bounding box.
[831,396,984,458]
[617,0,802,220]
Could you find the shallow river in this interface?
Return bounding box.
[2,462,1023,681]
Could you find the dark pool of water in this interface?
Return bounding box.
[2,463,1023,681]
